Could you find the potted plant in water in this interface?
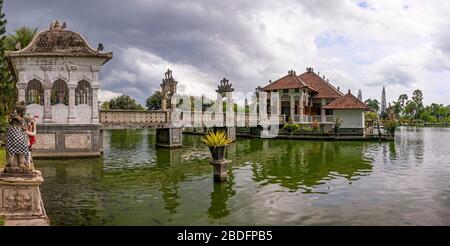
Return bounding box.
[201,130,233,160]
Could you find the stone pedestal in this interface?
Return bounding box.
[214,127,236,142]
[209,159,231,182]
[0,170,49,224]
[156,127,183,148]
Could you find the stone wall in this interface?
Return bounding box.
[33,124,102,158]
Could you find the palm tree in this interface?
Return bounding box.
[4,26,38,51]
[364,98,380,113]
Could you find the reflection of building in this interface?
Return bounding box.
[245,140,373,191]
[5,21,112,157]
[259,67,370,133]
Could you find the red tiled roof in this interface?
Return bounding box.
[323,90,370,110]
[261,72,317,92]
[298,70,343,99]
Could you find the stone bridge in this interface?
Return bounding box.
[99,109,285,148]
[100,110,285,129]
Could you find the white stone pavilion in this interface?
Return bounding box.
[5,20,112,157]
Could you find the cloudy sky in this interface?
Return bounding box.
[4,0,450,105]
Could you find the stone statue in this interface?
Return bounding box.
[2,102,33,176]
[160,69,178,111]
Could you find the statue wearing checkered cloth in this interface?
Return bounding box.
[2,102,32,175]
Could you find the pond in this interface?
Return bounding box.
[36,127,450,225]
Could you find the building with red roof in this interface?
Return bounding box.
[258,67,370,134]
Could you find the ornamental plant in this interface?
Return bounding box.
[385,119,398,137]
[201,130,233,148]
[282,123,300,133]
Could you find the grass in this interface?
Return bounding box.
[0,216,4,226]
[0,148,5,169]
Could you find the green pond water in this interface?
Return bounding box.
[36,127,450,225]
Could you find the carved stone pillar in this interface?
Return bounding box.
[299,90,304,122]
[91,85,99,124]
[43,84,53,123]
[68,84,76,123]
[290,94,295,120]
[321,98,326,123]
[17,82,28,103]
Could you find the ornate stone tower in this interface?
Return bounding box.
[160,69,178,110]
[5,20,113,158]
[381,86,386,114]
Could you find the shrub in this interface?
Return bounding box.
[385,119,398,136]
[282,123,300,133]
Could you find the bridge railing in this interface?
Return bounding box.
[100,110,169,125]
[179,111,285,127]
[100,109,285,128]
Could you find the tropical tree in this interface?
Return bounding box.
[106,95,145,110]
[0,0,14,118]
[4,26,37,51]
[365,111,378,126]
[411,89,424,119]
[146,90,162,110]
[0,7,38,118]
[398,94,408,107]
[364,98,380,113]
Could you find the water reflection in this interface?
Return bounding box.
[207,173,236,219]
[35,128,450,226]
[233,139,373,192]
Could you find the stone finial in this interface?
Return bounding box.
[50,20,64,30]
[165,69,173,80]
[306,67,314,73]
[216,77,234,96]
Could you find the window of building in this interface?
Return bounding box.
[283,89,289,93]
[75,80,92,106]
[25,79,44,105]
[51,79,68,105]
[295,88,299,93]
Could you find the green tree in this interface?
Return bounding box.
[4,26,37,51]
[100,101,110,110]
[107,95,145,110]
[364,98,380,113]
[365,111,378,126]
[411,89,424,119]
[0,0,14,117]
[398,94,408,107]
[146,90,162,110]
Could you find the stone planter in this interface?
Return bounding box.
[209,146,226,161]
